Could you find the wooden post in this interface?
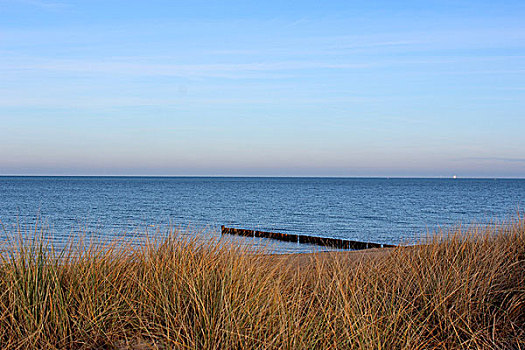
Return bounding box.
[221,226,394,250]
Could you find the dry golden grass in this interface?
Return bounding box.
[0,219,524,349]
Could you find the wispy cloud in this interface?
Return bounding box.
[2,0,68,10]
[457,157,525,163]
[0,95,385,109]
[3,50,523,80]
[0,58,376,79]
[209,39,419,56]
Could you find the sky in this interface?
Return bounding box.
[0,0,524,177]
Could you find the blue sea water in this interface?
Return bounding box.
[0,177,524,253]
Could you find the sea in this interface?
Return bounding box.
[0,176,524,253]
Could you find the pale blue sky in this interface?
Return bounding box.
[1,0,524,177]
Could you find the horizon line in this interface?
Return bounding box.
[1,175,524,180]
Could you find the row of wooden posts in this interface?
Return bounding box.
[221,226,395,250]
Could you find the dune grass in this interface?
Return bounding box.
[0,219,524,349]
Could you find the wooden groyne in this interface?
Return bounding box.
[221,226,395,250]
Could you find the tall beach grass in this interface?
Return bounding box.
[0,219,524,349]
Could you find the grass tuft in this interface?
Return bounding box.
[0,219,524,349]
